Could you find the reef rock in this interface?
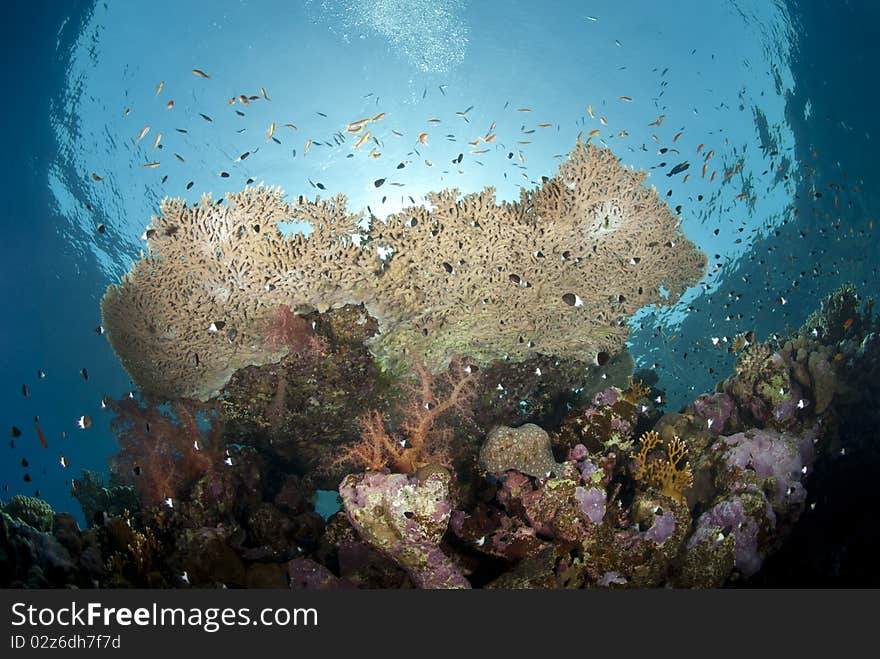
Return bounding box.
[339,471,469,589]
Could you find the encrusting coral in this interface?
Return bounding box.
[102,139,706,401]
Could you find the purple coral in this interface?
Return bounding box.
[568,444,590,461]
[575,487,606,524]
[687,393,737,434]
[689,498,767,577]
[577,459,600,482]
[597,571,628,587]
[722,429,813,508]
[642,512,676,545]
[592,387,619,407]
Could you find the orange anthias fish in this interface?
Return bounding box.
[353,130,371,149]
[347,118,370,132]
[843,317,854,330]
[34,421,48,449]
[648,114,665,127]
[418,132,429,145]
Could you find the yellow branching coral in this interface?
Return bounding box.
[102,139,706,401]
[622,376,651,404]
[631,431,693,504]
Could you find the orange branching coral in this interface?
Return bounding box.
[630,430,693,505]
[622,376,651,404]
[336,359,476,473]
[102,139,705,400]
[109,398,226,507]
[343,410,405,472]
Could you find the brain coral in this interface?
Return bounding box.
[102,139,706,401]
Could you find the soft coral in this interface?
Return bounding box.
[262,304,326,354]
[109,398,225,507]
[337,359,477,473]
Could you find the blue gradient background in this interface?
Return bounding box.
[1,0,877,524]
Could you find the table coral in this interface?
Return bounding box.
[102,140,705,401]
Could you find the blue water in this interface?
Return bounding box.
[1,0,878,524]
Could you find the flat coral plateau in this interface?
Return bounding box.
[101,139,707,401]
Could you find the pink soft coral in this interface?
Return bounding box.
[262,304,326,354]
[109,398,225,507]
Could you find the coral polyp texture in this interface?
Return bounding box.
[101,139,706,400]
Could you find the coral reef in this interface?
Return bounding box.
[8,283,877,589]
[71,470,140,524]
[219,305,392,488]
[2,495,55,533]
[102,140,705,400]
